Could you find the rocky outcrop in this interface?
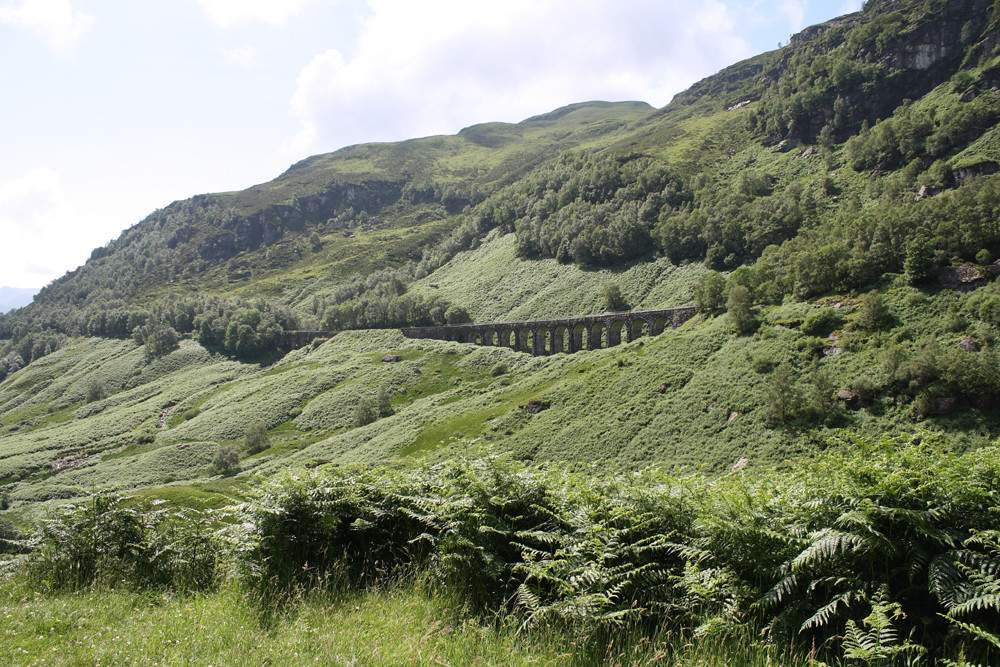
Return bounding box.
[939,264,989,292]
[195,180,403,261]
[954,161,999,186]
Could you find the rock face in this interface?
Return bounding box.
[958,337,982,352]
[939,264,989,292]
[194,180,403,262]
[954,161,999,186]
[381,354,403,363]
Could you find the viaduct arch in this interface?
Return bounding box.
[399,306,696,356]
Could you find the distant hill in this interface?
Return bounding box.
[0,286,38,313]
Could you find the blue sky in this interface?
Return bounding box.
[0,0,862,289]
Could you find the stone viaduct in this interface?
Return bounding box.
[399,306,697,356]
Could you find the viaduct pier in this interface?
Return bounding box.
[400,306,697,356]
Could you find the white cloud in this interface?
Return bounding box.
[198,0,321,27]
[0,0,93,54]
[226,44,258,68]
[286,0,751,156]
[0,169,90,286]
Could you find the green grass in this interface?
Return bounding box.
[0,577,819,667]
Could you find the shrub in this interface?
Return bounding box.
[26,493,219,592]
[601,282,628,312]
[765,362,801,423]
[695,272,726,312]
[244,421,270,455]
[212,444,241,475]
[801,307,844,337]
[855,291,891,331]
[85,380,105,403]
[354,396,378,426]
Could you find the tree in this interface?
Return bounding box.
[309,232,323,252]
[354,396,378,426]
[856,291,891,331]
[766,362,801,424]
[212,444,240,475]
[601,282,628,312]
[694,272,726,312]
[726,285,758,335]
[904,236,935,285]
[445,305,471,324]
[377,385,394,418]
[244,421,269,454]
[807,362,841,425]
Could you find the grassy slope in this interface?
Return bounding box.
[200,101,656,224]
[4,265,997,521]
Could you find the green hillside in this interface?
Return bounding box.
[5,1,1000,662]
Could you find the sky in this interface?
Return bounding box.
[0,0,863,289]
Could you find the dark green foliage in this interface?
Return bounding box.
[497,153,687,266]
[239,466,438,607]
[801,308,844,337]
[855,291,892,331]
[26,493,219,592]
[353,396,378,427]
[322,293,458,331]
[212,444,241,475]
[376,385,394,418]
[806,363,841,425]
[85,379,105,403]
[133,322,179,360]
[444,305,471,324]
[226,437,1000,664]
[904,235,936,285]
[765,362,802,424]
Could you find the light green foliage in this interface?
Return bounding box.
[695,272,727,312]
[601,281,628,312]
[842,586,926,665]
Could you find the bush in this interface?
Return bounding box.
[855,291,891,331]
[694,272,726,312]
[212,444,241,475]
[354,396,378,427]
[244,421,270,455]
[801,307,844,337]
[85,380,105,403]
[26,493,219,592]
